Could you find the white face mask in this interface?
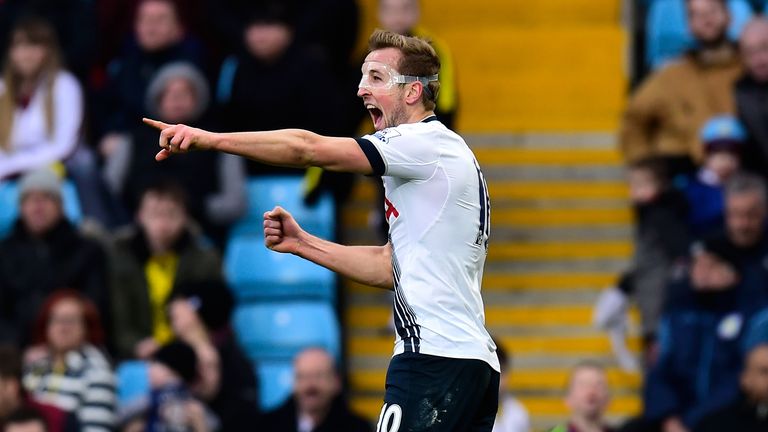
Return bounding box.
[358,61,438,91]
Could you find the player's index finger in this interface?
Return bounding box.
[142,117,171,130]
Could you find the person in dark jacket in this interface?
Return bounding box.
[168,280,260,431]
[695,343,768,431]
[263,347,372,432]
[0,168,109,347]
[736,17,768,178]
[95,0,204,142]
[642,235,768,431]
[108,180,223,360]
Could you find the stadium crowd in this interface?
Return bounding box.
[3,0,768,431]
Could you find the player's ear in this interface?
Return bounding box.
[404,82,423,105]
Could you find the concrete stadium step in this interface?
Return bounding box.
[473,146,622,166]
[349,334,640,358]
[347,305,638,330]
[345,271,618,295]
[343,206,631,228]
[464,132,616,149]
[347,178,629,202]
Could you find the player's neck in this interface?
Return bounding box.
[403,108,436,125]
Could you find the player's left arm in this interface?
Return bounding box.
[264,206,393,290]
[143,118,373,175]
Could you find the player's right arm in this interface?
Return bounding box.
[143,118,373,175]
[264,206,393,290]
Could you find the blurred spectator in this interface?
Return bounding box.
[736,17,768,177]
[22,290,116,431]
[96,0,204,141]
[109,180,223,360]
[492,340,530,432]
[0,168,109,348]
[0,345,79,432]
[2,407,49,432]
[593,272,641,372]
[0,0,97,84]
[549,361,614,432]
[378,0,458,129]
[138,341,215,432]
[595,159,690,356]
[699,173,768,301]
[215,2,346,175]
[103,61,246,243]
[168,280,259,431]
[0,17,84,180]
[619,0,742,177]
[639,233,768,432]
[678,115,746,239]
[263,347,372,432]
[204,0,358,77]
[695,343,768,431]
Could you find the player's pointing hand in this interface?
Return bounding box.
[143,117,216,161]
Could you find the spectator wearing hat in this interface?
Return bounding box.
[109,179,224,361]
[0,168,109,348]
[168,280,259,431]
[678,115,747,240]
[103,61,246,245]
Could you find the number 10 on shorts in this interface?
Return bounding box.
[377,403,402,432]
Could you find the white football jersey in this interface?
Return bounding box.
[356,116,500,372]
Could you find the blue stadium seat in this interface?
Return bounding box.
[233,301,340,361]
[233,176,335,240]
[646,0,753,70]
[224,234,335,301]
[115,360,150,407]
[0,179,83,239]
[255,359,294,411]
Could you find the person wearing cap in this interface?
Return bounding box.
[103,60,246,246]
[678,115,747,239]
[167,280,259,431]
[0,168,109,348]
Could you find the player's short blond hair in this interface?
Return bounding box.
[368,29,440,111]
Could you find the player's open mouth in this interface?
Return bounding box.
[366,104,383,127]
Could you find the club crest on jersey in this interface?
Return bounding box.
[373,128,402,144]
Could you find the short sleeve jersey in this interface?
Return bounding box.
[356,116,500,372]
